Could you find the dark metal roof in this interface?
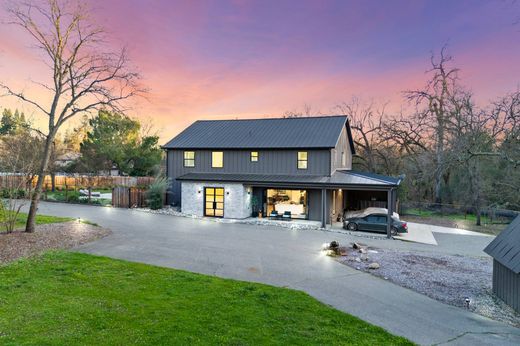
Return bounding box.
[343,171,402,185]
[163,115,354,152]
[176,170,400,188]
[484,215,520,274]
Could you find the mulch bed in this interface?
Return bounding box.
[0,222,111,264]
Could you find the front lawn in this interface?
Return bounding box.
[0,252,412,345]
[0,211,73,231]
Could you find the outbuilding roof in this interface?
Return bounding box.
[163,115,355,152]
[176,170,401,188]
[484,215,520,274]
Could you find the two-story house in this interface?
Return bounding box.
[163,116,401,231]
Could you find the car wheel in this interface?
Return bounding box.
[391,227,399,236]
[347,222,358,231]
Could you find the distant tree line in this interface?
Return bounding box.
[0,109,162,181]
[287,48,519,222]
[336,49,519,222]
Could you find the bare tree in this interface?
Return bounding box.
[336,98,387,172]
[468,91,520,166]
[283,103,318,118]
[404,47,463,204]
[0,0,144,232]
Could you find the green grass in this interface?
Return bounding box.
[44,190,112,207]
[46,188,112,197]
[0,212,73,231]
[0,252,412,345]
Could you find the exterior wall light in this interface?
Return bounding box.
[226,191,230,195]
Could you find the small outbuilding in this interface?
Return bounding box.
[484,215,520,312]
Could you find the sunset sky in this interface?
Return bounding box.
[0,0,519,142]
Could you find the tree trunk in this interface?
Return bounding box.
[434,127,444,205]
[476,207,482,226]
[25,135,54,233]
[468,160,482,227]
[51,172,56,192]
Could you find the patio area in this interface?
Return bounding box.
[243,217,321,230]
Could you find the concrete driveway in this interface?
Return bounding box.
[393,222,493,246]
[32,202,520,345]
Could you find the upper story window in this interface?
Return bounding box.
[212,151,223,168]
[184,151,195,167]
[297,151,308,170]
[341,151,346,167]
[250,151,259,162]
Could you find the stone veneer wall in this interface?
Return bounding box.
[181,181,251,219]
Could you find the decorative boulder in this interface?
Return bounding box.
[368,262,380,270]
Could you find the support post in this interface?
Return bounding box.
[392,188,398,214]
[387,188,393,238]
[321,188,326,228]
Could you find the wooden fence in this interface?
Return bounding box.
[0,174,154,191]
[112,187,148,208]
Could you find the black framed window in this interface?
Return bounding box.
[297,151,308,169]
[212,151,223,168]
[184,151,195,167]
[251,151,259,162]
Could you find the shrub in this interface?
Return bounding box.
[147,176,169,210]
[0,197,24,233]
[0,188,26,199]
[66,192,80,203]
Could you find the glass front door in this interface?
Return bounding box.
[204,187,224,217]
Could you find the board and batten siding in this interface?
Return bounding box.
[167,149,331,205]
[493,259,520,312]
[330,126,352,173]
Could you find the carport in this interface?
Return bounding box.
[316,171,402,237]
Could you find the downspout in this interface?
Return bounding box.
[321,188,326,228]
[164,149,170,205]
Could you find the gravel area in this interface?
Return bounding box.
[0,222,111,264]
[337,245,520,328]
